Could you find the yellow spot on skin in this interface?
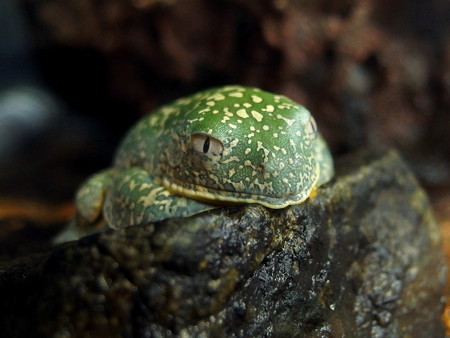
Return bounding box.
[229,92,244,98]
[245,148,251,155]
[222,156,240,163]
[251,110,263,122]
[199,108,210,114]
[251,95,263,103]
[263,125,269,131]
[208,174,221,187]
[257,141,270,159]
[228,168,236,178]
[229,138,239,148]
[243,103,252,108]
[309,187,317,198]
[229,124,237,129]
[265,105,274,112]
[213,110,219,114]
[278,104,292,109]
[277,114,295,126]
[273,133,278,138]
[177,98,192,105]
[234,103,240,108]
[206,101,215,106]
[236,109,249,118]
[250,126,256,131]
[244,160,252,166]
[210,93,226,101]
[231,181,245,191]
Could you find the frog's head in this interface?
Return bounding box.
[162,86,320,208]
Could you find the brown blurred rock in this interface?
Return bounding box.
[0,149,446,336]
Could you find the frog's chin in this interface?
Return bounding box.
[161,177,312,209]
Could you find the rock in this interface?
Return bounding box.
[0,149,446,337]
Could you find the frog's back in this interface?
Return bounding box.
[112,93,200,171]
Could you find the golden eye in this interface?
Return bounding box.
[191,134,224,154]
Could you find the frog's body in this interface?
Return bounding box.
[56,86,333,241]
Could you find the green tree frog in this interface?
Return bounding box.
[56,85,334,242]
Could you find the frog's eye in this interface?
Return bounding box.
[305,116,318,134]
[191,134,224,154]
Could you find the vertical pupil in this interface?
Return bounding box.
[203,137,210,153]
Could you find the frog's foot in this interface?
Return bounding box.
[103,167,217,229]
[53,169,117,244]
[74,169,117,225]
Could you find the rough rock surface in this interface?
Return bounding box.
[0,149,446,337]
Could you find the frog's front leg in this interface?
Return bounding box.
[54,168,117,243]
[103,167,216,229]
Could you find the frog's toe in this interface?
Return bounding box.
[75,169,116,224]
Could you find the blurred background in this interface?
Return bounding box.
[0,0,449,320]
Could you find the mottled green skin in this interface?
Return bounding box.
[65,86,334,235]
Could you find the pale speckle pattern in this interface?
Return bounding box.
[251,110,263,122]
[251,95,263,103]
[236,109,249,118]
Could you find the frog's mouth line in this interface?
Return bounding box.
[161,177,311,209]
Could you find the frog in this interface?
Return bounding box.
[55,85,334,242]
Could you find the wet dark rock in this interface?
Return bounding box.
[0,149,446,337]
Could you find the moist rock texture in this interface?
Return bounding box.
[0,149,446,337]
